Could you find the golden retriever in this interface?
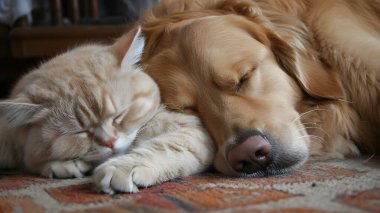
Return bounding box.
[139,0,380,177]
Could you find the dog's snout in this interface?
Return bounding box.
[227,135,272,173]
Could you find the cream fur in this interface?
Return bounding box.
[0,27,215,195]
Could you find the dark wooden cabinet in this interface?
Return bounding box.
[0,0,133,98]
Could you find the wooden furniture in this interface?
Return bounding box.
[0,0,131,98]
[8,0,130,58]
[10,24,129,58]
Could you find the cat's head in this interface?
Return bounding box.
[0,26,160,163]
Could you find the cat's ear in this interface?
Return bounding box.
[0,98,50,127]
[111,25,145,73]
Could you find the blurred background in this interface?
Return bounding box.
[0,0,158,98]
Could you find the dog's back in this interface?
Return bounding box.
[305,0,380,128]
[256,0,380,151]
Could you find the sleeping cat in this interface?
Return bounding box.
[0,27,214,191]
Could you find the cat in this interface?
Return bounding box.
[0,26,215,189]
[0,27,159,177]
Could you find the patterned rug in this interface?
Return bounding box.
[1,157,379,213]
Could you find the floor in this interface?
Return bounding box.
[1,157,379,213]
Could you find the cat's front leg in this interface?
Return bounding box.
[93,156,158,194]
[93,111,215,194]
[93,137,213,194]
[23,133,94,178]
[41,159,92,178]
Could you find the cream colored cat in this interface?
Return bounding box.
[0,27,214,193]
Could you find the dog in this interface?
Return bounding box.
[139,0,380,177]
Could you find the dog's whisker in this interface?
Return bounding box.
[299,122,319,127]
[291,108,327,124]
[294,124,321,132]
[308,135,325,143]
[299,126,331,138]
[295,123,318,129]
[296,135,325,143]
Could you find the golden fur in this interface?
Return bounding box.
[139,0,380,175]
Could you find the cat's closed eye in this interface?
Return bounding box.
[113,114,124,125]
[112,108,129,126]
[73,130,89,136]
[75,132,89,140]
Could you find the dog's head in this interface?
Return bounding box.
[140,0,345,177]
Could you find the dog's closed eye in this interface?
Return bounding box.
[235,67,256,92]
[235,75,249,91]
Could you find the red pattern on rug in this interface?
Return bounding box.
[1,158,379,213]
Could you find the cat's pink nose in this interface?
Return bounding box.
[104,138,117,149]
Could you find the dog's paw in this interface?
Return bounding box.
[93,159,159,194]
[42,159,92,178]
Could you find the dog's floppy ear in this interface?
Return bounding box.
[268,32,345,100]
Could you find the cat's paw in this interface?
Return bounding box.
[93,159,159,194]
[42,159,92,178]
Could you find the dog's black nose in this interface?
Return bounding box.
[227,134,272,173]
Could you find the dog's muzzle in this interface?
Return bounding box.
[227,129,273,174]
